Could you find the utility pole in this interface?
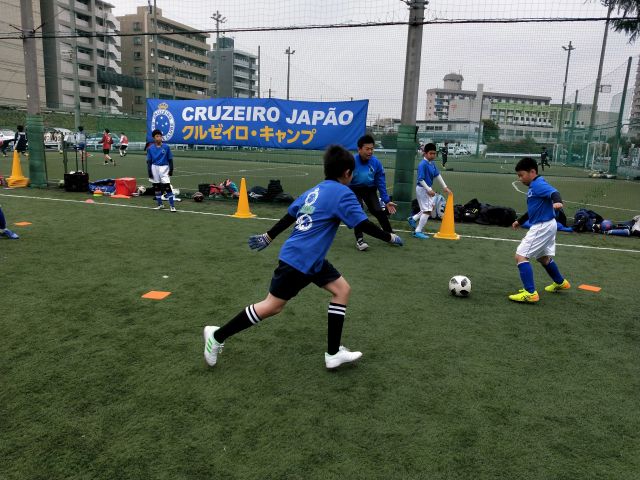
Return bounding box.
[588,4,613,143]
[211,10,226,97]
[257,45,261,98]
[557,41,575,144]
[69,5,81,129]
[567,90,579,165]
[392,0,427,218]
[152,0,159,98]
[20,0,46,186]
[285,47,295,100]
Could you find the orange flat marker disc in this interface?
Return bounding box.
[142,290,172,300]
[578,284,601,292]
[14,222,32,226]
[110,194,131,199]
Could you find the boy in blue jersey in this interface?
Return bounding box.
[407,143,452,239]
[349,135,397,251]
[203,145,404,369]
[0,205,19,239]
[146,129,176,212]
[509,157,570,303]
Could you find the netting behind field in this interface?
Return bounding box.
[1,0,640,194]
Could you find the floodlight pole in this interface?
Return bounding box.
[20,0,46,186]
[392,0,427,218]
[211,11,227,97]
[285,47,295,100]
[587,4,613,143]
[557,41,575,144]
[152,0,159,98]
[610,56,632,175]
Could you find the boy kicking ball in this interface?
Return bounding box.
[509,157,570,303]
[203,145,404,369]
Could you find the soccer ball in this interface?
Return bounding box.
[449,275,471,297]
[137,185,147,195]
[193,192,204,202]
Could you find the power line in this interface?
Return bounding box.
[0,15,631,40]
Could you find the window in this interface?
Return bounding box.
[135,96,143,104]
[133,36,142,46]
[134,67,142,75]
[133,22,141,31]
[134,51,142,60]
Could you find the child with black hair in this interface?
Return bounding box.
[146,129,176,212]
[509,157,570,303]
[203,145,404,369]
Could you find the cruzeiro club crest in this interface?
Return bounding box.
[151,102,175,141]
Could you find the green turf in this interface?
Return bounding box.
[8,148,637,222]
[0,186,639,479]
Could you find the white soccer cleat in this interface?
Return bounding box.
[325,346,362,369]
[203,326,224,366]
[153,204,164,210]
[356,239,369,251]
[170,206,177,212]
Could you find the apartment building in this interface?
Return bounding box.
[40,0,122,113]
[0,1,46,109]
[118,6,210,115]
[208,37,259,98]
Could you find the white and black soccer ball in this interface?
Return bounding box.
[449,275,471,297]
[137,185,147,195]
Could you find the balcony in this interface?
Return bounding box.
[76,51,92,62]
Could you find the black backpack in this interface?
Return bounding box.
[572,209,603,232]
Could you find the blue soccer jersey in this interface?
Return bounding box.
[146,143,173,166]
[416,159,440,187]
[350,154,391,203]
[526,176,558,224]
[279,180,368,274]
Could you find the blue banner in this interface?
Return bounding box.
[146,98,369,150]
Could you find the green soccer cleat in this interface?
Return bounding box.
[508,289,539,303]
[544,279,570,293]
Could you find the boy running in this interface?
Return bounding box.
[146,129,176,212]
[203,145,404,369]
[99,129,114,165]
[407,143,452,239]
[509,157,570,303]
[119,132,129,157]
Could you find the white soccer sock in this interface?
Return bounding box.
[417,214,429,233]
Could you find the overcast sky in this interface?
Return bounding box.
[112,0,639,121]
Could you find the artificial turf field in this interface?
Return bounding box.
[1,151,639,479]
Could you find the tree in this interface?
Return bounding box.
[482,119,500,143]
[602,0,640,42]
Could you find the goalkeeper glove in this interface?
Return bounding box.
[389,233,404,246]
[248,233,272,251]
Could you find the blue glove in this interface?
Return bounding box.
[389,233,404,246]
[248,233,271,251]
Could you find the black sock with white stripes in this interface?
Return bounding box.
[214,305,261,343]
[327,303,347,355]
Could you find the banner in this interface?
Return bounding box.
[146,98,368,151]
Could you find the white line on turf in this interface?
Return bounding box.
[2,192,639,254]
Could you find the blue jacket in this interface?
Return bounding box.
[349,154,391,204]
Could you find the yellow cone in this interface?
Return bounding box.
[7,150,29,188]
[434,193,460,240]
[232,177,256,218]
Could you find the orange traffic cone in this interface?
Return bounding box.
[434,193,460,240]
[232,177,256,218]
[7,150,29,187]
